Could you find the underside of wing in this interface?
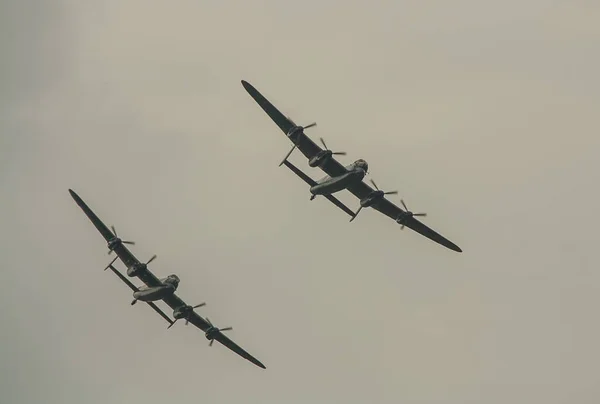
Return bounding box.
[69,189,119,243]
[345,182,461,252]
[169,309,265,368]
[183,309,212,332]
[346,180,378,200]
[373,198,462,252]
[241,80,351,180]
[241,80,322,160]
[213,331,266,369]
[69,189,164,287]
[241,80,295,135]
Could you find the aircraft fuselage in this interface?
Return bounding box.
[133,284,175,302]
[310,169,365,196]
[131,275,179,305]
[309,159,368,197]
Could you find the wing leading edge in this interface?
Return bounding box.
[346,181,462,252]
[68,189,163,287]
[241,79,348,179]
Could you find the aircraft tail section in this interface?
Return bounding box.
[282,160,317,187]
[282,160,356,219]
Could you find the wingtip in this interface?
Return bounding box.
[447,243,462,253]
[68,189,87,208]
[449,241,463,253]
[249,357,266,369]
[240,79,253,92]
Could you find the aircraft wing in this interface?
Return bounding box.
[162,294,266,369]
[107,264,174,325]
[346,182,463,253]
[211,329,266,369]
[184,311,266,369]
[241,80,348,179]
[69,189,163,288]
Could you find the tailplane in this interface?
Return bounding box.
[281,160,356,219]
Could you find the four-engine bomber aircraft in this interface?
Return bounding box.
[69,189,266,369]
[241,80,462,253]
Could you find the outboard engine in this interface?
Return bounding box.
[350,179,398,222]
[309,137,346,168]
[106,226,135,255]
[203,318,233,346]
[394,199,427,229]
[127,254,157,277]
[279,122,317,166]
[167,302,206,329]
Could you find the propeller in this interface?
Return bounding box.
[279,122,317,166]
[107,225,135,254]
[319,137,346,157]
[184,303,206,325]
[145,254,157,266]
[397,199,427,229]
[370,179,398,196]
[126,254,157,277]
[350,179,398,222]
[205,317,233,346]
[167,302,206,329]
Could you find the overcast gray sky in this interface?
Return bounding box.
[2,1,600,403]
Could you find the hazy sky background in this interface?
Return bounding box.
[2,1,600,403]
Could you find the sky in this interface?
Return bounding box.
[2,1,600,403]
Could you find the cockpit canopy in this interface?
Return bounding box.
[353,159,369,173]
[163,274,180,285]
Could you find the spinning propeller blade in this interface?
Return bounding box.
[319,137,346,156]
[370,179,398,195]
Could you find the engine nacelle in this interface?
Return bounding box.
[360,190,385,208]
[173,305,192,320]
[127,263,146,277]
[395,211,414,224]
[205,327,219,340]
[286,126,303,140]
[308,150,333,168]
[107,237,121,251]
